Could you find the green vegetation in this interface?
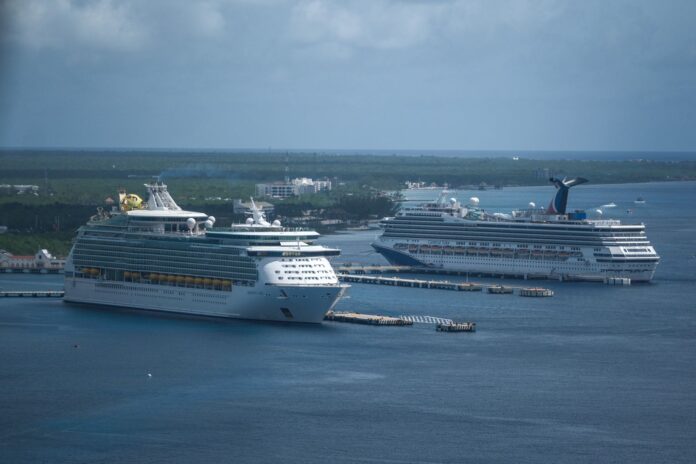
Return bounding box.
[2,150,695,205]
[0,232,74,256]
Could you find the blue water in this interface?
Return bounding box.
[1,182,695,463]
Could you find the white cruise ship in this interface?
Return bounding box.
[372,178,659,282]
[64,183,347,323]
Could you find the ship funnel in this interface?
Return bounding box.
[547,177,588,214]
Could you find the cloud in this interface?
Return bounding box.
[4,0,147,51]
[289,0,446,53]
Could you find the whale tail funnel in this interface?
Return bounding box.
[547,177,588,214]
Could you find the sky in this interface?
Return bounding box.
[0,0,695,152]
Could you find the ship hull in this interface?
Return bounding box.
[372,242,657,282]
[64,277,347,323]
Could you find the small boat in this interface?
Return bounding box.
[634,197,646,204]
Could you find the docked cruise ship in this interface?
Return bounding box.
[64,183,347,323]
[372,178,659,282]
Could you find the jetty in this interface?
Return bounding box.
[324,311,413,326]
[337,274,554,297]
[337,274,483,291]
[0,290,64,297]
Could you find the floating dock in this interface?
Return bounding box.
[519,287,554,297]
[436,322,476,332]
[324,311,413,326]
[0,290,65,297]
[487,285,514,294]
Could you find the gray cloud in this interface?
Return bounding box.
[0,0,695,150]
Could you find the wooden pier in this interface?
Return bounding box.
[324,311,413,326]
[0,290,65,297]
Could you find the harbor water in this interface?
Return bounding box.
[1,181,695,463]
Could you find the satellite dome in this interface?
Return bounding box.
[204,220,213,228]
[208,216,216,224]
[528,202,536,208]
[246,217,254,225]
[595,209,603,215]
[272,219,281,227]
[469,197,480,206]
[186,218,196,230]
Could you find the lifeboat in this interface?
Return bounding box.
[124,271,131,279]
[194,277,204,286]
[203,278,212,286]
[185,276,195,286]
[131,272,140,281]
[222,280,231,288]
[176,275,185,285]
[167,275,176,283]
[212,279,222,287]
[149,273,158,281]
[90,268,100,276]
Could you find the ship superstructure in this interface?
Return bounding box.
[64,184,347,323]
[372,178,659,282]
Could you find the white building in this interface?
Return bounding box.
[256,178,332,199]
[0,249,66,270]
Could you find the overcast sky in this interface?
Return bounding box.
[0,0,694,151]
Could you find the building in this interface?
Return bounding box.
[0,249,66,271]
[0,184,40,195]
[256,178,332,199]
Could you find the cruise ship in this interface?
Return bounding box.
[372,178,659,282]
[64,183,347,323]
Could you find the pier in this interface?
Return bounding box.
[337,273,554,297]
[324,311,413,326]
[337,274,483,291]
[0,290,65,297]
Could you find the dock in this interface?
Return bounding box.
[337,274,483,291]
[337,274,553,297]
[0,290,65,297]
[324,311,413,326]
[487,285,514,294]
[519,287,554,297]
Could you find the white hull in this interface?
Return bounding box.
[373,241,657,282]
[64,277,347,323]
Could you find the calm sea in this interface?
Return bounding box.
[1,181,695,463]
